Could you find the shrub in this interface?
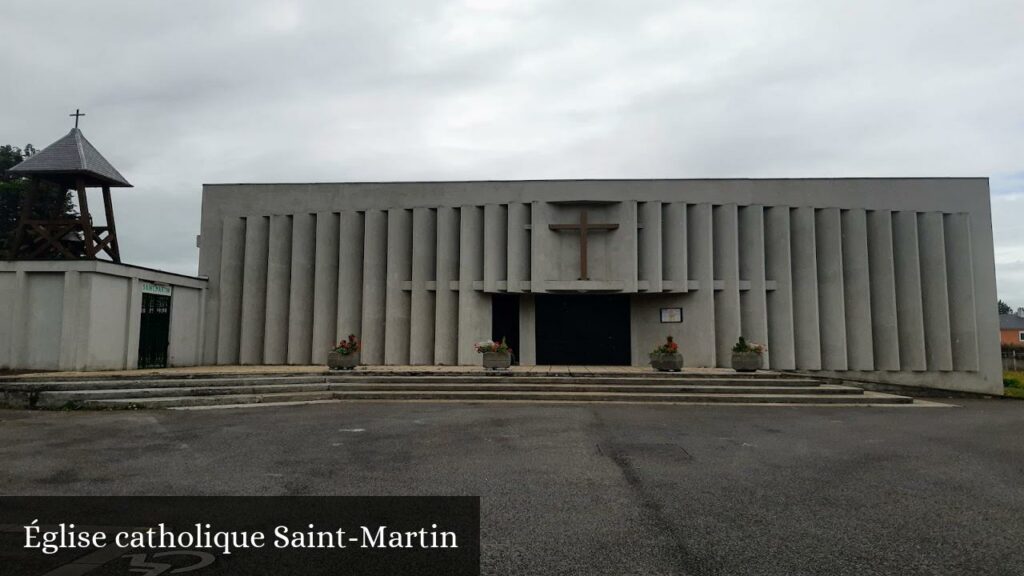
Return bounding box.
[732,336,766,354]
[475,338,512,354]
[332,334,361,355]
[652,336,679,355]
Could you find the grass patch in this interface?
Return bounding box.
[1003,372,1024,398]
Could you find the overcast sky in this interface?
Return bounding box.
[2,1,1023,301]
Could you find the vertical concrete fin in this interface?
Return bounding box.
[944,212,979,371]
[841,209,875,370]
[815,208,847,370]
[458,205,490,365]
[384,208,412,364]
[529,201,548,294]
[892,211,927,371]
[287,212,316,364]
[713,204,741,366]
[410,207,437,364]
[337,211,364,343]
[216,217,246,365]
[239,215,269,365]
[739,205,769,366]
[434,206,460,364]
[263,215,292,364]
[360,210,387,364]
[765,206,795,369]
[966,186,1002,392]
[639,201,663,292]
[867,210,900,370]
[918,212,954,371]
[790,207,821,370]
[662,202,687,292]
[311,212,339,364]
[483,204,508,293]
[687,203,716,367]
[507,202,530,292]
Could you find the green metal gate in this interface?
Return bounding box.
[138,293,171,368]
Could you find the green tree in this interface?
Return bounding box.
[998,299,1013,315]
[0,144,77,258]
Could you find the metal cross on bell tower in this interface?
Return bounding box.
[70,109,86,128]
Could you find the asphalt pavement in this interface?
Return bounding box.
[2,400,1022,575]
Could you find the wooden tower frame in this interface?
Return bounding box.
[5,122,130,262]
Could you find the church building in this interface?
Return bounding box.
[198,179,1001,394]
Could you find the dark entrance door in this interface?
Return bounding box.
[491,294,520,364]
[138,293,171,368]
[536,294,630,365]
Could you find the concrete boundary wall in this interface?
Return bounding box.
[197,178,1001,394]
[0,261,207,371]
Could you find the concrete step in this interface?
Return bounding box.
[67,388,913,410]
[36,383,865,407]
[0,369,803,384]
[6,374,825,393]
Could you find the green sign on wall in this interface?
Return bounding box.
[141,281,173,296]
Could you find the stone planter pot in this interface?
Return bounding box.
[482,351,512,371]
[327,351,359,370]
[650,352,684,372]
[731,351,762,372]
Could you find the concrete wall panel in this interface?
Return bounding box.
[311,212,339,363]
[867,210,900,370]
[287,212,316,364]
[263,215,292,364]
[790,207,821,370]
[384,208,413,364]
[216,217,245,364]
[434,206,460,364]
[24,273,64,370]
[239,216,269,364]
[169,286,203,367]
[892,211,927,371]
[662,202,687,291]
[337,211,364,341]
[410,207,437,364]
[739,205,769,365]
[639,201,662,292]
[687,203,715,367]
[765,206,795,369]
[918,212,954,371]
[841,209,874,371]
[713,204,741,367]
[815,208,848,370]
[360,210,387,364]
[944,213,979,371]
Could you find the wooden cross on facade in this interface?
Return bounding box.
[549,210,619,280]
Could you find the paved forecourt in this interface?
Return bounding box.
[0,399,1020,575]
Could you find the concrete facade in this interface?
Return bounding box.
[197,178,1001,394]
[0,261,207,371]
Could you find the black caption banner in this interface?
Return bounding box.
[0,496,480,575]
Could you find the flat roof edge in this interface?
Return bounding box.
[203,177,991,187]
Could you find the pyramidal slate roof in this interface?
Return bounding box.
[7,128,132,187]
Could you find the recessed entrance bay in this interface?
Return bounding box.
[536,294,631,365]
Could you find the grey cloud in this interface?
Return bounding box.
[2,0,1022,300]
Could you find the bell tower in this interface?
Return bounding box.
[4,110,131,261]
